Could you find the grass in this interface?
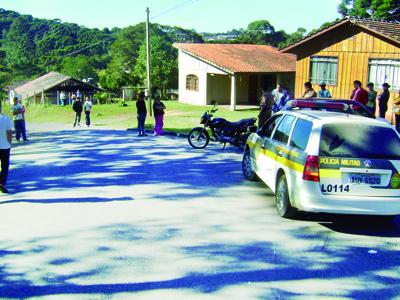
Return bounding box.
[2,101,259,134]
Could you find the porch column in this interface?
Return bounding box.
[230,73,237,111]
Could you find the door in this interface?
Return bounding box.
[248,75,258,105]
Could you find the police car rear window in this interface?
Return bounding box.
[319,124,400,159]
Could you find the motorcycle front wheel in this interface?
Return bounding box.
[188,127,210,149]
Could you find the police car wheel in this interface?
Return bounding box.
[242,150,257,181]
[276,174,297,218]
[188,128,210,149]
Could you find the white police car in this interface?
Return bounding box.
[242,100,400,218]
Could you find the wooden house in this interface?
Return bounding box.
[281,18,400,121]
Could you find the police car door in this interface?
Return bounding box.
[255,114,283,186]
[267,115,297,191]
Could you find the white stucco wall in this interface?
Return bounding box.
[178,50,228,106]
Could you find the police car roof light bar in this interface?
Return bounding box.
[285,100,348,112]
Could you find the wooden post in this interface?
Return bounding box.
[33,93,36,106]
[56,90,60,106]
[42,89,45,107]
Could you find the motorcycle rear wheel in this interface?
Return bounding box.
[188,127,210,149]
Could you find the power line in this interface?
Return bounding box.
[4,0,201,82]
[151,0,200,20]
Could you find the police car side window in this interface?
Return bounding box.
[290,118,313,151]
[272,115,296,145]
[258,115,282,138]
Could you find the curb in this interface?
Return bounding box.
[126,128,188,138]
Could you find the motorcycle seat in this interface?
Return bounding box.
[226,118,256,128]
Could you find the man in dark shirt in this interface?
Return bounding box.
[72,97,83,127]
[378,83,391,119]
[136,92,147,136]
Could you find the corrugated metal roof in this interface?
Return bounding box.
[15,72,72,98]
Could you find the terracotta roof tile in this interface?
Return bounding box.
[174,43,296,73]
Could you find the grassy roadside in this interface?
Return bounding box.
[2,101,259,134]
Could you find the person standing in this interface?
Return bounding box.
[258,88,273,128]
[366,82,377,115]
[317,82,331,98]
[60,91,66,106]
[393,89,400,132]
[378,83,391,119]
[72,97,83,127]
[136,92,147,136]
[84,96,92,127]
[153,96,166,136]
[301,82,317,99]
[11,97,28,142]
[271,83,289,112]
[350,80,368,106]
[0,103,13,193]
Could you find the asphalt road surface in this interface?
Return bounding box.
[1,127,400,299]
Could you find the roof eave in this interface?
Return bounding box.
[280,18,350,53]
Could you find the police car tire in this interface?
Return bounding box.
[242,150,257,181]
[276,174,297,218]
[188,128,210,149]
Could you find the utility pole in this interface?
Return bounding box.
[146,7,152,116]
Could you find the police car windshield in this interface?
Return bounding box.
[319,125,400,159]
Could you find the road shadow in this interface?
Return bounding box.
[6,129,244,203]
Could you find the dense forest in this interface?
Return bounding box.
[0,0,398,97]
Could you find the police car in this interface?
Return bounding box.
[242,100,400,218]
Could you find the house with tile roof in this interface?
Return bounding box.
[173,43,296,110]
[281,17,400,121]
[10,71,101,105]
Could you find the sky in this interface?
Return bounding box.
[0,0,343,34]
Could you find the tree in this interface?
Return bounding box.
[133,35,178,98]
[60,55,98,81]
[338,0,400,21]
[279,27,307,48]
[236,20,286,46]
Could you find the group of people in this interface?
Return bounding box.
[0,96,29,193]
[259,80,400,131]
[258,82,293,127]
[72,96,92,127]
[301,80,395,118]
[136,92,166,136]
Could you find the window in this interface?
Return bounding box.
[368,59,400,90]
[290,119,313,151]
[186,74,199,91]
[258,114,283,138]
[310,56,338,85]
[272,115,296,145]
[319,124,400,159]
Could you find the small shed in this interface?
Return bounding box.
[10,71,101,105]
[174,43,296,110]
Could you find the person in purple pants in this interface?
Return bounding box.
[153,96,166,136]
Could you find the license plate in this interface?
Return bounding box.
[350,173,381,185]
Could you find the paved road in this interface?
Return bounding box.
[1,128,400,299]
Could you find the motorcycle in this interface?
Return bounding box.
[187,105,257,149]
